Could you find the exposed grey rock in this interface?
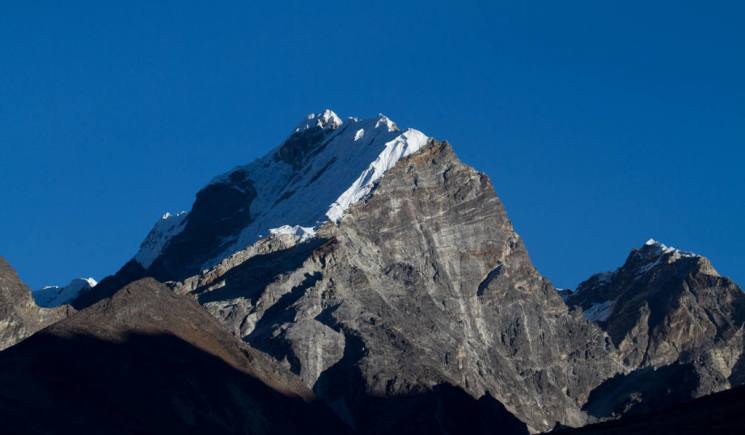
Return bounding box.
[181,141,622,432]
[0,257,70,351]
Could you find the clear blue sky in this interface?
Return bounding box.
[1,1,743,290]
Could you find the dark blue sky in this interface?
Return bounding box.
[1,1,743,290]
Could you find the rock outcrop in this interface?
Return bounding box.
[0,257,69,351]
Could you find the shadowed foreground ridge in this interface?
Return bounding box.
[556,384,745,434]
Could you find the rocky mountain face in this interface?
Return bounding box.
[0,257,70,350]
[567,239,745,419]
[172,139,621,432]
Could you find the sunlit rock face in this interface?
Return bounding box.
[180,140,621,432]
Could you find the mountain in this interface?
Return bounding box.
[25,109,738,432]
[567,239,745,419]
[33,276,97,307]
[0,257,70,350]
[167,137,621,432]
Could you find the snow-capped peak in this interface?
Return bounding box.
[577,240,704,295]
[374,114,398,132]
[294,109,343,132]
[640,238,698,260]
[34,277,97,307]
[133,110,431,273]
[632,238,702,276]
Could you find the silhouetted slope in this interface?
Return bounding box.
[0,278,347,435]
[558,384,745,434]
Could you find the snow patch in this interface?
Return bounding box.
[354,128,365,141]
[326,128,429,222]
[269,225,316,241]
[583,300,615,322]
[34,277,97,308]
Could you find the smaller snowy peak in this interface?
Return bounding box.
[642,238,697,256]
[633,238,700,273]
[294,109,343,132]
[642,238,697,257]
[34,277,97,308]
[374,114,398,132]
[135,211,188,268]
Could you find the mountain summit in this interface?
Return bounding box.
[134,110,429,281]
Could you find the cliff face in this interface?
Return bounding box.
[0,257,69,351]
[178,141,621,432]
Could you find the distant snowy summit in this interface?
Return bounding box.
[34,277,97,308]
[133,110,430,280]
[567,238,713,322]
